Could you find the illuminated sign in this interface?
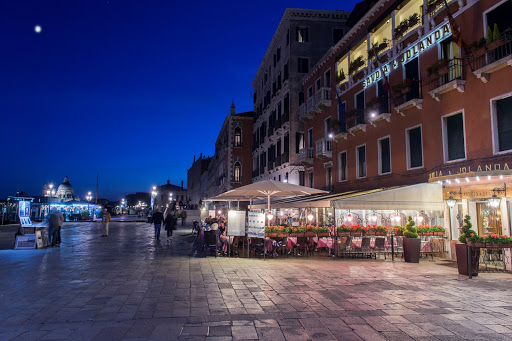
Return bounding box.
[363,22,452,88]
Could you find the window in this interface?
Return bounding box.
[308,172,314,188]
[307,86,313,98]
[284,93,290,115]
[234,162,241,182]
[325,117,331,138]
[296,132,304,153]
[308,128,313,148]
[234,127,241,147]
[326,166,332,188]
[378,137,391,174]
[339,151,347,181]
[286,29,290,46]
[493,95,512,153]
[299,171,305,186]
[324,70,331,88]
[298,91,304,106]
[404,57,420,101]
[298,58,309,73]
[284,134,289,153]
[443,112,465,161]
[315,78,321,91]
[276,48,281,62]
[333,28,344,44]
[283,62,289,81]
[486,0,512,34]
[356,145,367,178]
[406,126,423,169]
[356,91,365,110]
[296,26,309,42]
[273,54,277,67]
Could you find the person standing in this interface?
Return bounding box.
[102,209,111,237]
[164,207,176,239]
[49,208,63,247]
[181,210,187,226]
[152,208,164,240]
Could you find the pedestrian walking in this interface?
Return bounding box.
[181,210,187,226]
[152,208,164,240]
[102,209,111,237]
[48,208,63,247]
[164,207,176,239]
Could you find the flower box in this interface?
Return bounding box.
[487,38,504,51]
[266,233,277,238]
[473,242,486,248]
[394,231,403,236]
[376,232,387,236]
[433,231,444,237]
[276,233,289,238]
[339,232,350,236]
[364,231,376,236]
[290,233,303,237]
[317,232,330,237]
[350,232,362,237]
[305,232,316,237]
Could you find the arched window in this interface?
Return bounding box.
[234,162,241,182]
[234,127,242,147]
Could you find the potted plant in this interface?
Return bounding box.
[486,24,503,50]
[350,224,362,236]
[426,0,443,15]
[403,216,421,263]
[290,225,305,237]
[431,225,445,236]
[315,225,331,237]
[456,215,480,276]
[265,226,278,238]
[349,56,365,75]
[336,69,346,83]
[305,225,316,237]
[276,225,289,238]
[337,225,351,236]
[375,225,388,236]
[393,226,404,236]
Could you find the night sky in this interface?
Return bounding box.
[0,0,357,201]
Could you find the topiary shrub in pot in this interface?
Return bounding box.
[403,216,421,263]
[456,215,479,276]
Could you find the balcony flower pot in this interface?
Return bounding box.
[339,232,350,236]
[364,231,376,236]
[433,232,444,237]
[350,232,362,237]
[473,242,486,248]
[487,38,504,51]
[403,237,421,263]
[455,243,479,276]
[305,232,316,238]
[317,232,330,237]
[376,232,387,236]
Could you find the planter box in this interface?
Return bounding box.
[350,232,362,237]
[487,39,504,51]
[376,232,387,236]
[338,232,350,236]
[317,232,330,237]
[290,233,303,237]
[455,243,479,276]
[403,237,421,263]
[305,232,316,237]
[394,231,403,236]
[473,242,486,248]
[364,231,376,236]
[433,232,444,236]
[266,233,277,238]
[276,233,289,238]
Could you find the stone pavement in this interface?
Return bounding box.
[1,222,512,340]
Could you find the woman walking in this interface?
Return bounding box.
[164,207,176,240]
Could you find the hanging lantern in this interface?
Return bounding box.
[347,213,353,222]
[446,196,457,208]
[307,212,314,221]
[417,213,423,223]
[371,212,377,222]
[267,212,274,221]
[489,194,501,208]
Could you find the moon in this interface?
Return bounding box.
[34,25,42,33]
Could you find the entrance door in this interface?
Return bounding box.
[476,202,502,236]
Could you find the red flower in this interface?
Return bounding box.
[364,227,369,230]
[294,228,297,232]
[353,226,357,230]
[307,226,310,229]
[470,233,474,237]
[395,228,399,231]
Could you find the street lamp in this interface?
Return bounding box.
[151,186,157,210]
[86,191,92,219]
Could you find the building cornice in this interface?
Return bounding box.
[304,0,393,84]
[252,8,351,88]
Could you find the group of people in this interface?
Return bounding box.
[47,208,64,247]
[151,207,178,240]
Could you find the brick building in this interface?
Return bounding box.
[251,8,351,186]
[299,0,512,255]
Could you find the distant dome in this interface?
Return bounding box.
[56,176,80,202]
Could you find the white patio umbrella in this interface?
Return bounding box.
[210,180,327,211]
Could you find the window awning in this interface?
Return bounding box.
[331,183,444,211]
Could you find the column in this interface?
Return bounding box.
[500,198,511,269]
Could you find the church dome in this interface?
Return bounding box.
[57,176,73,192]
[56,176,80,202]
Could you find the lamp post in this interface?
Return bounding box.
[121,198,125,214]
[46,183,55,217]
[86,191,92,220]
[151,186,157,210]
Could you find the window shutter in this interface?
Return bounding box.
[409,127,423,168]
[381,138,390,173]
[497,96,512,152]
[446,113,465,160]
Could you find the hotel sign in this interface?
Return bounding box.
[429,162,512,181]
[363,22,452,88]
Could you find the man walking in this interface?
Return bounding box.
[102,209,111,237]
[181,210,187,226]
[152,208,164,240]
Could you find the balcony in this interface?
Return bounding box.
[275,156,282,167]
[426,58,465,102]
[306,97,320,117]
[281,112,290,130]
[393,80,423,116]
[298,147,314,164]
[471,29,512,83]
[315,138,332,159]
[347,109,367,135]
[268,161,275,171]
[298,103,312,121]
[267,124,274,137]
[366,96,391,127]
[281,152,289,164]
[314,87,332,110]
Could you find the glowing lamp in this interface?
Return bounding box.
[371,213,377,222]
[489,195,501,208]
[267,213,274,221]
[347,213,352,222]
[446,196,456,208]
[307,213,314,221]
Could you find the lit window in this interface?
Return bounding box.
[234,162,241,182]
[234,127,242,147]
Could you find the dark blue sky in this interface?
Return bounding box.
[0,0,357,200]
